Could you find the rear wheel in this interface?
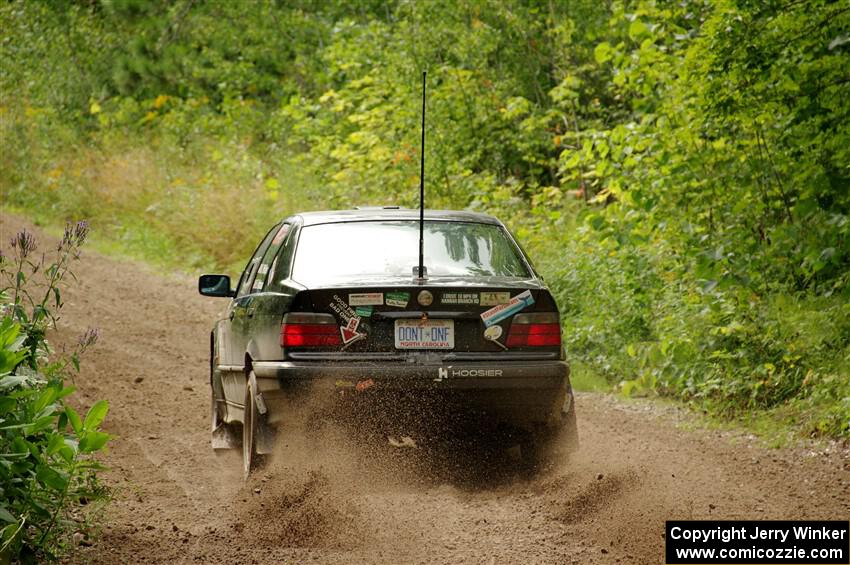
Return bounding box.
[242,378,264,479]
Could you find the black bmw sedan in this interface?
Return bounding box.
[199,207,577,477]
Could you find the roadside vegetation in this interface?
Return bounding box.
[1,0,847,438]
[0,223,110,563]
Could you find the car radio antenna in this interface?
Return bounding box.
[417,71,427,281]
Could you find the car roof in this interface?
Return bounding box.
[292,208,503,227]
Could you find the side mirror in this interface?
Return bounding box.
[198,274,234,298]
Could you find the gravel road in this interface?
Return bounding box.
[3,213,847,564]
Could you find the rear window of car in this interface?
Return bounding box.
[290,220,530,284]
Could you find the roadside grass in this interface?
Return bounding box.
[568,361,611,393]
[1,106,320,277]
[676,404,827,451]
[1,203,209,274]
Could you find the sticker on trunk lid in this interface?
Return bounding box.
[417,290,434,306]
[480,290,535,327]
[480,291,510,306]
[340,317,365,345]
[355,306,373,317]
[440,292,479,305]
[385,291,410,308]
[330,294,358,322]
[483,325,503,340]
[349,292,383,306]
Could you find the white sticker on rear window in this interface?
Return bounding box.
[349,293,384,306]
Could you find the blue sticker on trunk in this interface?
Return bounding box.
[480,290,535,327]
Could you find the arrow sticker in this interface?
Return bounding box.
[340,316,365,345]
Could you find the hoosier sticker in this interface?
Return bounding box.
[480,290,535,327]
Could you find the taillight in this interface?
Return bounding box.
[281,313,341,347]
[506,312,561,347]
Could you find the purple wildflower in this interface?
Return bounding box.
[78,327,100,349]
[59,220,90,252]
[10,231,37,259]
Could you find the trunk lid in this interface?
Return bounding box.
[288,278,559,355]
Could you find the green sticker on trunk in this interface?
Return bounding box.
[355,306,373,317]
[386,292,410,308]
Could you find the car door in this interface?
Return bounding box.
[246,221,302,360]
[220,224,280,404]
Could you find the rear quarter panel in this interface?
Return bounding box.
[246,290,298,361]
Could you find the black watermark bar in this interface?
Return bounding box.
[666,521,849,564]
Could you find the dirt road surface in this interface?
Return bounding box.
[2,213,848,564]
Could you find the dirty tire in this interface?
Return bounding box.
[242,377,264,479]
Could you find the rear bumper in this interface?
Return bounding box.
[251,359,571,429]
[252,359,568,389]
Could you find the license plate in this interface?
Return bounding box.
[394,319,454,349]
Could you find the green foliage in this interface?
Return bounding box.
[0,226,110,563]
[537,0,850,437]
[1,0,848,437]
